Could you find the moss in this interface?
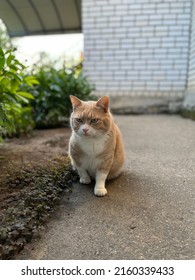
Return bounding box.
[181,109,195,121]
[0,158,78,260]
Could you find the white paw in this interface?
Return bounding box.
[80,177,91,184]
[94,188,107,197]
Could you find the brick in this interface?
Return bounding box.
[177,14,191,20]
[166,75,183,81]
[95,0,109,6]
[160,65,174,70]
[184,1,192,8]
[170,8,184,14]
[102,5,115,12]
[114,49,127,56]
[148,42,161,48]
[159,85,172,91]
[129,4,142,9]
[96,17,108,23]
[143,3,156,9]
[150,14,163,20]
[135,38,148,43]
[113,76,127,81]
[171,2,185,8]
[169,30,183,37]
[118,4,130,10]
[113,32,127,39]
[134,43,148,49]
[95,22,108,28]
[122,0,137,3]
[129,9,143,15]
[163,14,177,20]
[127,49,140,55]
[163,19,177,25]
[140,70,152,75]
[136,20,149,26]
[82,1,94,7]
[155,26,168,31]
[156,31,168,37]
[141,31,155,37]
[176,42,189,48]
[142,9,156,15]
[156,3,170,9]
[127,55,141,61]
[114,27,128,33]
[109,0,122,4]
[133,85,146,91]
[134,64,146,70]
[156,9,171,14]
[148,37,161,43]
[147,64,160,70]
[115,9,128,16]
[149,20,163,26]
[127,70,139,76]
[109,16,122,22]
[162,37,175,43]
[153,48,167,54]
[169,25,184,31]
[101,27,115,33]
[139,75,153,81]
[142,26,155,32]
[153,75,166,81]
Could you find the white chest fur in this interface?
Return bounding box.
[75,133,107,177]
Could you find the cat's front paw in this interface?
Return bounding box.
[94,188,107,197]
[80,176,91,184]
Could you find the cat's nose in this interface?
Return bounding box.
[83,128,89,133]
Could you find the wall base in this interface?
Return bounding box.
[181,91,195,120]
[109,96,183,115]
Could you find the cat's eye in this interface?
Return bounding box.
[91,118,98,124]
[76,118,83,123]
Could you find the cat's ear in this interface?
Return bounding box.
[70,95,82,109]
[96,96,109,113]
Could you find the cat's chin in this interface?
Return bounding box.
[76,133,93,138]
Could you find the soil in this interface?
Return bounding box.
[0,128,70,203]
[0,127,77,259]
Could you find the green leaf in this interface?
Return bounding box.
[7,54,15,66]
[0,48,5,70]
[15,95,29,104]
[25,75,39,86]
[11,79,19,92]
[4,50,12,55]
[15,91,34,99]
[0,77,10,90]
[6,72,23,82]
[9,64,18,71]
[14,59,26,70]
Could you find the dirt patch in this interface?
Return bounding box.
[0,128,78,259]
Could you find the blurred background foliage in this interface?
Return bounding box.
[0,21,94,139]
[23,53,94,128]
[0,47,36,139]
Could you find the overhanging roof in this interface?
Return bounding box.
[0,0,81,37]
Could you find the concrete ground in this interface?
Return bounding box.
[18,115,195,260]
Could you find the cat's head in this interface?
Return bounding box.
[70,95,111,137]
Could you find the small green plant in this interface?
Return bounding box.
[26,63,95,128]
[0,47,38,138]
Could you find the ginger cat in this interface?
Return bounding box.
[69,95,125,196]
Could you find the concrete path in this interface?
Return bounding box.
[18,115,195,260]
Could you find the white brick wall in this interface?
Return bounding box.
[83,0,192,97]
[188,0,195,89]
